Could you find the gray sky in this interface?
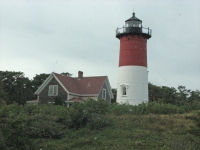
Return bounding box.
[0,0,200,91]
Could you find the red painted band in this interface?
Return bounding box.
[119,35,147,67]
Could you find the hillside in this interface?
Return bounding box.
[0,99,200,150]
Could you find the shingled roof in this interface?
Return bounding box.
[54,73,107,95]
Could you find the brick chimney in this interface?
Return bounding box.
[78,71,83,79]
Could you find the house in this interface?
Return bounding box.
[32,71,114,106]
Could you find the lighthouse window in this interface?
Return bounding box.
[122,86,127,96]
[133,21,140,27]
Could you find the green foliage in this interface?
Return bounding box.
[0,130,7,150]
[0,103,68,149]
[31,73,50,91]
[54,96,64,105]
[109,102,149,115]
[0,78,7,102]
[0,100,200,149]
[60,72,72,77]
[0,71,35,104]
[110,101,200,115]
[186,110,200,136]
[65,99,110,129]
[26,115,64,139]
[148,83,200,106]
[87,113,110,130]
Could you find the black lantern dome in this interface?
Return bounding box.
[116,12,151,39]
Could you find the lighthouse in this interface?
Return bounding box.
[116,12,152,105]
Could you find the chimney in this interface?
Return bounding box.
[78,71,83,79]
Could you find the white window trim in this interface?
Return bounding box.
[102,88,106,100]
[48,85,58,96]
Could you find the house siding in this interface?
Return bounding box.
[38,77,68,104]
[98,82,111,103]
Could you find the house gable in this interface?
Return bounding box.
[98,77,114,103]
[38,76,68,104]
[34,73,69,95]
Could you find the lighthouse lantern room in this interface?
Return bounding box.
[116,12,152,105]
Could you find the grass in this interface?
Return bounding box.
[35,113,199,150]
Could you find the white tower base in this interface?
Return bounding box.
[117,66,148,105]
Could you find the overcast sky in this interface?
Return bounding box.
[0,0,199,91]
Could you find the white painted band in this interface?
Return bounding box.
[117,66,148,105]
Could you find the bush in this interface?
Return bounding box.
[110,103,136,115]
[65,99,111,129]
[186,110,200,136]
[0,104,67,149]
[148,102,180,114]
[54,96,64,105]
[26,115,64,138]
[87,114,111,130]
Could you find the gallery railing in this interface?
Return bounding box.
[116,26,152,38]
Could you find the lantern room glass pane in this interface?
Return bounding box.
[126,20,141,27]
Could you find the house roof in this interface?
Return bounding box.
[125,12,142,22]
[35,72,114,99]
[54,73,107,95]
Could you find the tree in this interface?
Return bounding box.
[148,83,179,104]
[61,72,72,77]
[187,90,200,103]
[148,83,162,102]
[177,85,191,105]
[0,71,35,104]
[0,77,7,104]
[31,73,50,92]
[160,86,177,104]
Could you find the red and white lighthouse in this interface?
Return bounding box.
[116,12,152,105]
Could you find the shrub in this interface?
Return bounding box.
[186,110,200,136]
[65,99,111,129]
[81,98,110,114]
[0,130,7,150]
[110,103,135,115]
[87,114,111,130]
[0,104,68,149]
[54,96,64,105]
[26,115,64,138]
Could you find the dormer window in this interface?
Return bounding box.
[48,85,58,96]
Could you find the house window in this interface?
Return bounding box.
[102,88,106,100]
[48,85,58,96]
